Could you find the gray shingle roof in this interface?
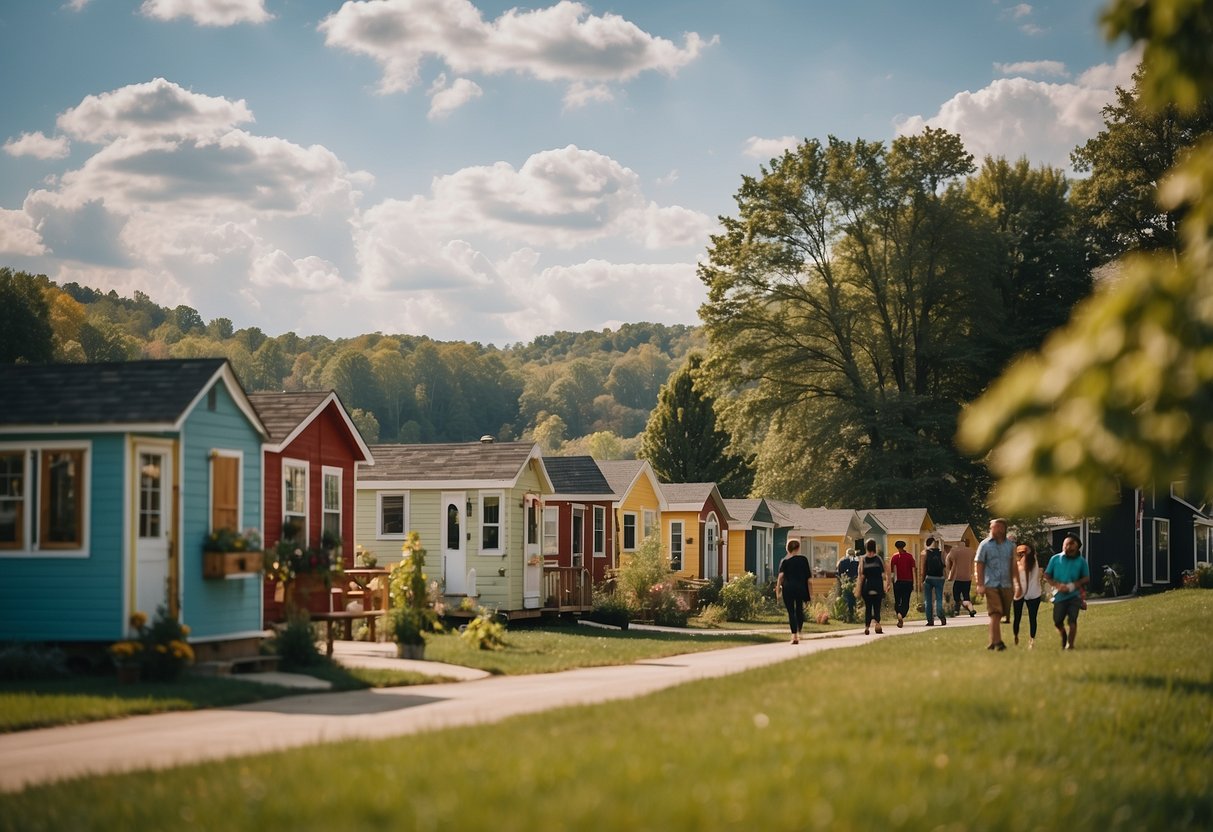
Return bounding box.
[933,523,972,543]
[543,456,613,496]
[0,358,230,428]
[248,391,331,444]
[723,498,762,523]
[360,441,539,482]
[595,459,647,495]
[861,508,931,533]
[660,482,717,506]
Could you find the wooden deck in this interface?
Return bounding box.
[542,565,592,612]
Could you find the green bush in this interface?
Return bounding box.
[617,536,672,613]
[650,585,690,627]
[460,609,507,651]
[0,643,68,681]
[273,612,322,669]
[698,576,724,608]
[830,576,858,623]
[586,589,630,629]
[695,603,727,628]
[720,572,761,621]
[1183,562,1213,589]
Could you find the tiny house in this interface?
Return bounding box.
[542,456,616,585]
[723,498,777,586]
[659,482,733,581]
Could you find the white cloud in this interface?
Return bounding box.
[139,0,271,27]
[57,78,253,144]
[1009,3,1033,19]
[3,131,71,160]
[563,82,614,110]
[894,48,1140,169]
[318,0,712,96]
[0,209,48,256]
[994,60,1068,78]
[250,250,344,291]
[64,0,91,11]
[742,135,799,160]
[428,77,484,120]
[656,169,679,186]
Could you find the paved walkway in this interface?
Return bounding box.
[0,616,984,793]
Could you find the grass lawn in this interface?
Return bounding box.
[2,591,1210,831]
[420,622,783,674]
[0,662,447,734]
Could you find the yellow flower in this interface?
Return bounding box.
[180,625,190,636]
[129,611,148,630]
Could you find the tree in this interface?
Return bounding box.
[531,413,567,454]
[640,354,754,497]
[959,0,1213,516]
[171,305,205,335]
[206,317,234,341]
[698,130,994,516]
[348,408,380,444]
[1071,67,1213,263]
[0,269,54,363]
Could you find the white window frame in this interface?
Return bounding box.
[642,509,657,542]
[321,465,342,544]
[542,505,560,557]
[480,490,505,555]
[592,505,606,558]
[811,540,839,577]
[282,457,309,545]
[376,491,409,539]
[622,511,638,552]
[1195,524,1213,565]
[571,505,585,568]
[0,441,91,558]
[755,525,772,584]
[669,520,684,571]
[1153,518,1170,583]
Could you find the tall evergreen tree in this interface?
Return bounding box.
[641,353,753,497]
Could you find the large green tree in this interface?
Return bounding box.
[640,353,753,497]
[0,268,54,364]
[960,0,1213,516]
[698,129,998,517]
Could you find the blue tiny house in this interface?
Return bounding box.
[0,359,266,650]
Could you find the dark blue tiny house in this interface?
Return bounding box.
[0,359,266,650]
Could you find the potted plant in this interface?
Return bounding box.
[264,528,345,613]
[388,532,442,659]
[202,527,263,578]
[106,608,195,682]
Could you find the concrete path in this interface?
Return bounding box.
[0,616,984,793]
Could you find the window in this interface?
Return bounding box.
[1154,518,1170,583]
[0,451,24,550]
[527,498,539,548]
[571,507,584,568]
[1196,525,1212,564]
[0,444,89,555]
[377,492,408,538]
[622,512,638,551]
[811,541,839,576]
[138,453,163,539]
[669,520,684,571]
[543,506,559,556]
[282,460,307,543]
[446,502,461,550]
[643,509,656,542]
[481,492,502,552]
[322,467,341,543]
[755,526,771,583]
[704,516,719,579]
[593,506,605,558]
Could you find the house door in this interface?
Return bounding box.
[134,446,172,617]
[442,491,466,594]
[704,515,719,580]
[523,498,542,608]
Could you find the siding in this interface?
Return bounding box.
[0,433,126,641]
[179,380,264,640]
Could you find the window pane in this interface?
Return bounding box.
[572,510,584,564]
[381,495,404,535]
[543,507,558,555]
[670,522,683,570]
[482,495,500,550]
[593,506,605,555]
[323,510,340,540]
[447,503,460,550]
[284,466,306,514]
[0,451,24,547]
[42,450,82,545]
[139,453,162,539]
[623,515,637,550]
[323,473,340,511]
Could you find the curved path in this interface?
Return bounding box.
[0,617,984,793]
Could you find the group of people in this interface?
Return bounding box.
[775,519,1091,650]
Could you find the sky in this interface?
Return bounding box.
[0,0,1138,346]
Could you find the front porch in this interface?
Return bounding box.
[542,565,592,613]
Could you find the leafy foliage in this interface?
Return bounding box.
[0,268,54,363]
[718,572,762,621]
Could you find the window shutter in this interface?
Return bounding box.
[211,456,239,531]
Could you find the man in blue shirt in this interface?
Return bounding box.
[975,518,1015,651]
[1045,533,1091,650]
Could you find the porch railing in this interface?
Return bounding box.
[543,566,592,611]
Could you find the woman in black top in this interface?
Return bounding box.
[855,539,887,635]
[776,539,811,644]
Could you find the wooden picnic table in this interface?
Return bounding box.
[310,610,383,657]
[343,567,390,611]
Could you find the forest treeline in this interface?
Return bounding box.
[0,268,698,454]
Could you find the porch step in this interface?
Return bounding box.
[190,654,281,677]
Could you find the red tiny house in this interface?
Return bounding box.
[250,392,373,624]
[542,457,617,586]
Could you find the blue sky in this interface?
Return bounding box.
[0,0,1134,345]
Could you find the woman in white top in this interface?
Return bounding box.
[1011,542,1044,648]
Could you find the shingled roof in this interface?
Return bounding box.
[543,456,614,497]
[861,508,933,534]
[723,498,763,525]
[0,358,264,434]
[248,390,373,461]
[359,441,547,486]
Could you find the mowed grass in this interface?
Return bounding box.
[2,592,1210,831]
[421,623,783,674]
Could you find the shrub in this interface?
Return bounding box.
[460,608,507,650]
[617,536,673,613]
[830,576,858,623]
[108,607,195,681]
[0,644,68,681]
[696,603,727,628]
[651,584,690,627]
[720,572,761,621]
[586,588,630,629]
[1182,562,1213,589]
[808,601,831,625]
[389,532,443,646]
[273,611,322,669]
[698,576,724,608]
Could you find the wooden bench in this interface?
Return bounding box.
[310,610,383,657]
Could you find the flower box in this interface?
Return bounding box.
[203,550,263,579]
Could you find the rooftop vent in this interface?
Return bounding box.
[479,435,495,443]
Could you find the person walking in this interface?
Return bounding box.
[1011,541,1043,648]
[889,540,917,628]
[947,544,977,617]
[775,539,811,644]
[836,547,859,622]
[975,518,1015,651]
[921,536,947,627]
[1045,533,1090,650]
[855,539,887,635]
